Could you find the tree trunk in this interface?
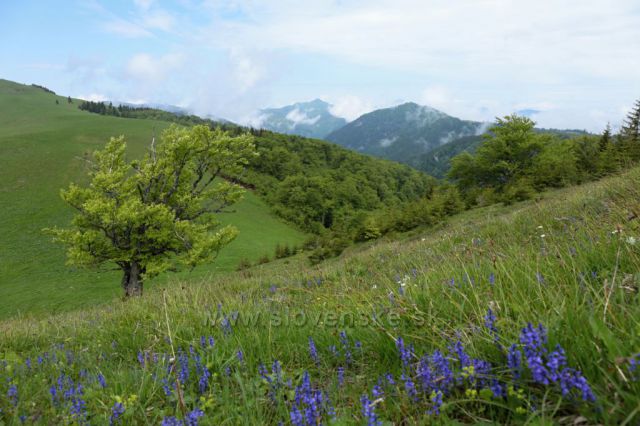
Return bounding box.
[122,261,144,297]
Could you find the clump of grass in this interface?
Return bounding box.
[1,168,640,424]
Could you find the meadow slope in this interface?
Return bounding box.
[1,166,639,424]
[0,79,305,319]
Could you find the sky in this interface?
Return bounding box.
[1,0,639,131]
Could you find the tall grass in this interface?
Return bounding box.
[1,168,640,424]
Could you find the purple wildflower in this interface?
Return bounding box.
[401,373,418,401]
[429,390,443,415]
[110,402,125,426]
[186,407,204,426]
[161,416,183,426]
[177,348,190,383]
[484,308,499,342]
[629,353,640,381]
[7,384,18,407]
[507,344,522,380]
[97,373,107,388]
[372,384,384,398]
[490,380,505,398]
[360,394,381,426]
[546,345,567,382]
[137,351,145,368]
[396,337,413,367]
[308,337,319,366]
[337,366,345,387]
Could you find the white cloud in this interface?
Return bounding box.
[328,95,374,121]
[125,52,185,82]
[379,136,397,147]
[229,49,266,93]
[286,108,321,126]
[77,93,109,102]
[142,9,175,31]
[103,19,152,38]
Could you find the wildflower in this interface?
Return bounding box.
[137,351,145,368]
[308,337,320,366]
[177,348,190,383]
[488,273,495,285]
[536,272,545,284]
[417,355,435,392]
[401,373,418,400]
[290,372,332,426]
[372,384,383,398]
[97,373,107,388]
[186,407,204,426]
[484,308,499,342]
[540,234,546,238]
[626,236,637,245]
[198,365,210,394]
[431,350,454,389]
[221,316,233,336]
[161,378,173,396]
[546,345,567,382]
[450,340,471,368]
[340,331,352,365]
[337,366,345,387]
[396,337,413,367]
[629,353,640,381]
[507,344,522,380]
[236,350,244,363]
[520,323,549,384]
[161,416,183,426]
[490,380,505,398]
[429,390,443,415]
[7,384,18,407]
[69,385,87,423]
[110,402,125,426]
[360,394,381,426]
[558,369,596,402]
[385,373,396,386]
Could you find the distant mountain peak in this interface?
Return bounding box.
[326,102,483,164]
[257,99,347,139]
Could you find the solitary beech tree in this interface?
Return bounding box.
[47,125,256,297]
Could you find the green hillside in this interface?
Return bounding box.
[0,79,306,319]
[1,165,639,424]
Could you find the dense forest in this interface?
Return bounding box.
[448,101,640,206]
[77,99,640,262]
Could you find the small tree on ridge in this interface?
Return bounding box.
[46,124,256,297]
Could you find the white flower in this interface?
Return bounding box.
[626,236,637,245]
[537,225,543,229]
[372,285,377,289]
[421,238,426,242]
[540,234,546,238]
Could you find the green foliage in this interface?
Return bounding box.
[449,109,640,206]
[0,79,305,319]
[45,125,256,296]
[2,166,640,425]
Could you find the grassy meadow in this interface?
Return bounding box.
[0,79,305,319]
[1,163,639,424]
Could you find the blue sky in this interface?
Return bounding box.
[1,0,639,131]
